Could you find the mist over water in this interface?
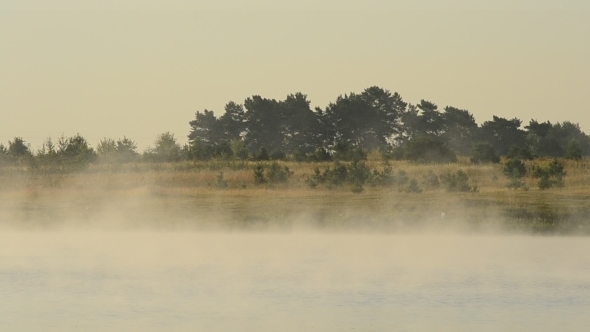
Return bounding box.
[1,231,589,331]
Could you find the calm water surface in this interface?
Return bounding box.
[1,232,589,331]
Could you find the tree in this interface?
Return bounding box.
[97,137,138,163]
[59,134,97,164]
[148,132,182,162]
[188,109,223,144]
[279,93,321,153]
[402,136,457,163]
[322,86,406,150]
[471,143,500,164]
[218,101,246,142]
[565,140,583,160]
[243,95,283,153]
[526,120,590,158]
[8,137,32,159]
[441,106,478,155]
[116,137,139,162]
[479,116,527,155]
[97,138,117,157]
[416,100,444,137]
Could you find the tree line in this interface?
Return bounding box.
[1,85,588,170]
[187,86,589,162]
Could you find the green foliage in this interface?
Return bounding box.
[565,140,582,160]
[441,170,476,192]
[0,144,8,167]
[231,140,249,160]
[29,135,97,174]
[97,137,138,163]
[266,162,293,184]
[506,146,534,161]
[8,137,32,158]
[470,143,500,164]
[189,139,233,161]
[422,170,440,189]
[270,150,286,161]
[256,148,269,161]
[401,136,457,163]
[145,132,182,162]
[333,143,367,161]
[503,158,528,190]
[252,162,293,185]
[404,178,422,193]
[503,159,527,179]
[480,116,527,156]
[367,161,395,187]
[347,160,371,186]
[253,164,266,185]
[532,159,566,190]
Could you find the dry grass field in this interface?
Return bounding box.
[1,155,590,233]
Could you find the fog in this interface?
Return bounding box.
[2,230,590,331]
[1,169,590,331]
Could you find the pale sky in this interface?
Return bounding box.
[1,1,589,151]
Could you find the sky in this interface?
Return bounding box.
[1,1,589,151]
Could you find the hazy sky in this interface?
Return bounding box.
[1,1,589,150]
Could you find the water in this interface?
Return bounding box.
[1,232,589,331]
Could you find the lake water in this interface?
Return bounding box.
[1,232,589,331]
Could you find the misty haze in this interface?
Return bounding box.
[2,2,590,331]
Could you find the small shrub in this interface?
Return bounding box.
[396,170,409,186]
[533,159,566,190]
[348,160,371,186]
[405,178,422,193]
[367,161,395,187]
[441,170,475,192]
[325,161,348,186]
[266,161,293,183]
[423,170,440,189]
[216,171,228,189]
[306,177,318,189]
[253,164,266,184]
[503,159,527,178]
[351,182,364,194]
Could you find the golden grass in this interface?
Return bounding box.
[1,157,589,233]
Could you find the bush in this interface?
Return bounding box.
[266,161,293,183]
[367,161,395,187]
[404,178,422,193]
[216,171,228,188]
[532,159,566,190]
[423,170,440,189]
[396,170,409,186]
[348,160,371,186]
[333,142,367,161]
[253,164,266,184]
[503,159,527,178]
[441,170,476,192]
[507,146,534,161]
[470,143,500,164]
[256,148,269,161]
[402,136,457,163]
[270,150,286,161]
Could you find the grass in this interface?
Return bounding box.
[1,156,590,233]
